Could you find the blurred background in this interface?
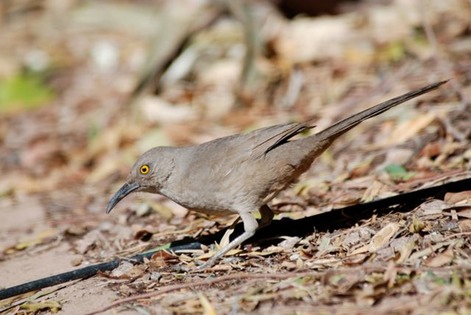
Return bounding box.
[0,0,470,312]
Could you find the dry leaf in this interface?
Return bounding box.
[20,301,61,313]
[449,207,471,219]
[419,199,448,214]
[197,248,242,260]
[316,234,333,257]
[420,142,442,158]
[408,240,456,262]
[3,229,58,254]
[387,112,437,145]
[383,261,398,288]
[349,241,369,256]
[444,191,471,204]
[396,236,417,263]
[342,253,369,265]
[361,180,385,202]
[369,222,400,252]
[409,217,426,233]
[110,261,134,278]
[424,247,454,267]
[199,293,217,315]
[458,219,471,232]
[278,236,301,249]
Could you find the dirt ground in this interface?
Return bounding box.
[1,1,470,314]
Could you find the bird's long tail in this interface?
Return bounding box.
[315,80,448,142]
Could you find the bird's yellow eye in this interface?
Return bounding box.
[139,164,150,175]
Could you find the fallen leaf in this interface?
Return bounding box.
[424,247,454,267]
[383,261,398,288]
[277,236,301,249]
[110,261,146,279]
[419,199,449,214]
[349,244,369,256]
[3,229,58,254]
[395,236,417,263]
[281,261,297,270]
[409,217,426,233]
[361,180,385,202]
[244,248,283,257]
[458,219,471,231]
[420,142,442,158]
[369,222,400,252]
[342,253,369,265]
[197,248,242,260]
[408,240,456,262]
[20,301,61,313]
[316,234,333,257]
[387,112,437,145]
[70,255,83,267]
[448,207,471,219]
[384,164,414,181]
[444,191,471,204]
[199,293,217,315]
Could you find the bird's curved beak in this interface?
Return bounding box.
[106,182,140,213]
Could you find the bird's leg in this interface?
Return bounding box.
[258,204,274,229]
[197,211,258,270]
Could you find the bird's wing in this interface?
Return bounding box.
[248,119,316,159]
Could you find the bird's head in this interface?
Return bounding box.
[106,147,175,213]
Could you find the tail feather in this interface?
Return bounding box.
[316,80,448,141]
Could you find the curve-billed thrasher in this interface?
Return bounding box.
[107,80,447,269]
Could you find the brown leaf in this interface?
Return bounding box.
[420,142,442,158]
[419,199,448,215]
[387,112,437,145]
[444,191,471,204]
[342,253,369,265]
[368,222,400,252]
[150,250,179,268]
[395,236,417,263]
[458,219,471,232]
[325,270,366,294]
[199,293,217,315]
[19,301,62,313]
[361,180,385,203]
[424,247,454,267]
[277,236,301,249]
[383,261,398,288]
[457,207,471,219]
[110,261,145,279]
[409,217,426,233]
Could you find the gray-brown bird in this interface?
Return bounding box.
[107,80,447,269]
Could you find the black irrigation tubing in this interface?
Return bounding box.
[0,242,202,301]
[1,177,470,301]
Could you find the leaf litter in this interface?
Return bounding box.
[0,0,470,314]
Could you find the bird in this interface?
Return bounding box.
[106,80,447,269]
